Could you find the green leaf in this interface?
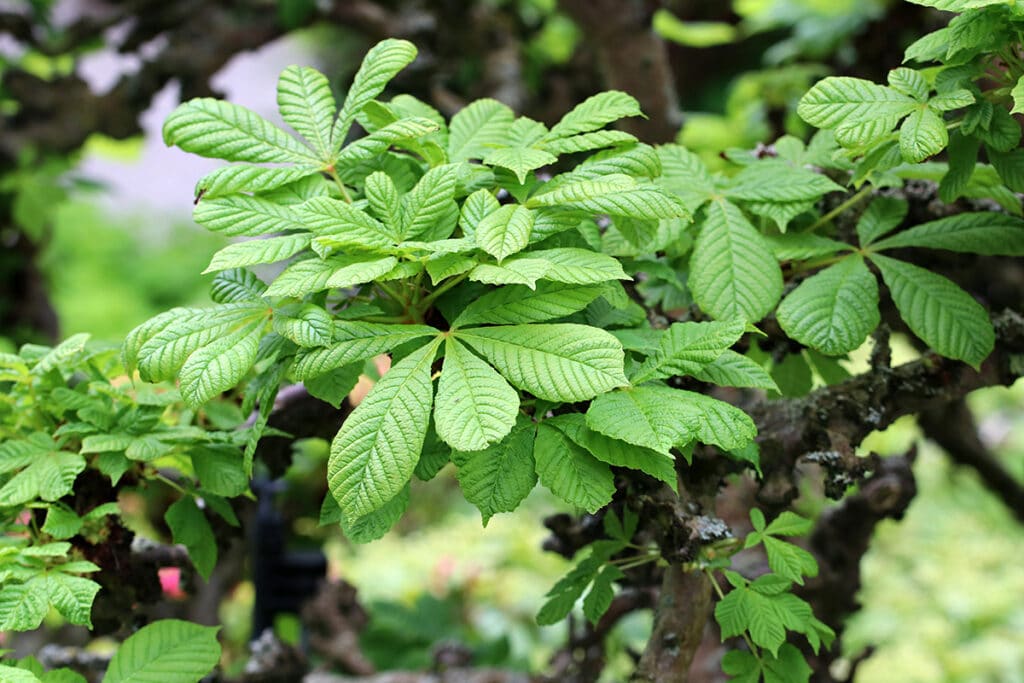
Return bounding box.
[434,338,519,451]
[691,351,778,391]
[585,386,692,454]
[667,388,757,451]
[765,234,852,261]
[194,165,319,199]
[448,99,515,162]
[534,423,615,513]
[211,268,267,303]
[0,452,85,506]
[165,497,217,581]
[871,212,1024,255]
[192,446,248,497]
[583,565,625,625]
[272,304,333,348]
[43,505,82,540]
[798,77,916,131]
[328,339,440,518]
[364,171,399,230]
[333,39,418,149]
[0,579,48,631]
[476,205,533,261]
[537,552,604,625]
[929,88,974,111]
[512,248,630,285]
[777,255,880,356]
[888,67,928,101]
[1012,75,1024,115]
[631,320,746,384]
[459,188,502,238]
[455,282,605,327]
[762,644,813,683]
[304,364,361,408]
[715,586,787,656]
[163,98,317,164]
[721,650,761,683]
[337,485,409,543]
[302,196,394,249]
[899,106,947,162]
[44,573,99,627]
[528,177,689,220]
[335,118,440,169]
[291,322,438,379]
[265,255,397,298]
[453,418,538,525]
[178,319,263,407]
[542,130,638,155]
[0,665,42,683]
[689,200,782,323]
[549,414,677,491]
[203,234,309,273]
[988,147,1024,193]
[469,260,549,289]
[456,324,627,402]
[101,619,221,683]
[725,162,843,202]
[483,147,557,183]
[398,164,460,240]
[977,107,1021,152]
[277,65,336,160]
[194,196,308,237]
[871,253,994,367]
[856,196,908,246]
[549,91,642,138]
[763,537,819,584]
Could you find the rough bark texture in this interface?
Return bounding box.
[632,565,713,682]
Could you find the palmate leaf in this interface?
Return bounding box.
[302,196,395,248]
[101,619,221,683]
[291,322,438,379]
[534,423,615,513]
[332,38,418,150]
[277,65,336,161]
[434,338,519,452]
[203,234,310,273]
[475,205,533,261]
[776,255,880,356]
[689,199,782,323]
[453,417,538,525]
[548,91,642,138]
[163,98,318,164]
[0,579,49,631]
[798,77,917,130]
[725,162,843,202]
[856,196,908,246]
[178,319,264,408]
[264,255,398,298]
[692,350,778,391]
[542,130,638,155]
[870,212,1024,255]
[630,319,746,384]
[448,98,515,162]
[871,254,994,367]
[398,163,460,240]
[194,165,320,199]
[483,146,557,184]
[585,386,693,454]
[454,282,605,326]
[44,573,100,628]
[456,324,627,402]
[0,452,86,506]
[513,248,630,285]
[328,338,441,518]
[194,196,308,237]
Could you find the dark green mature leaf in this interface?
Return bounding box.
[583,565,625,625]
[871,253,994,367]
[536,551,605,626]
[856,196,908,246]
[453,418,538,525]
[164,99,318,164]
[631,319,746,384]
[101,619,221,683]
[434,338,519,452]
[338,485,409,543]
[457,324,627,402]
[328,339,440,518]
[165,497,217,580]
[689,200,782,323]
[192,446,248,497]
[534,423,615,513]
[870,212,1024,255]
[777,256,880,356]
[277,65,336,160]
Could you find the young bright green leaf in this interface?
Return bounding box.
[762,644,814,683]
[871,253,994,367]
[43,573,99,628]
[435,338,519,452]
[715,586,787,656]
[856,196,908,246]
[528,177,689,220]
[475,204,533,261]
[277,65,336,160]
[398,164,460,240]
[101,619,221,683]
[426,253,476,284]
[194,165,320,199]
[194,196,308,237]
[165,497,217,580]
[483,146,557,184]
[665,388,757,451]
[777,256,880,356]
[691,351,779,391]
[689,200,782,323]
[291,322,438,379]
[468,260,549,289]
[211,269,267,304]
[798,77,916,131]
[512,248,630,285]
[899,106,947,162]
[335,117,440,169]
[453,418,538,525]
[1012,75,1024,115]
[163,98,317,164]
[448,99,515,162]
[656,144,714,210]
[585,386,693,454]
[333,38,418,150]
[337,485,409,543]
[265,255,397,297]
[203,234,310,273]
[454,282,605,326]
[301,196,395,249]
[329,339,440,518]
[0,452,85,506]
[459,188,502,238]
[456,324,627,402]
[548,91,642,138]
[0,579,49,631]
[0,665,42,683]
[364,171,399,231]
[542,130,638,155]
[272,303,333,348]
[929,88,974,111]
[549,413,677,491]
[763,537,819,585]
[725,162,843,202]
[534,423,615,513]
[630,319,746,384]
[870,212,1024,255]
[887,68,929,101]
[178,319,263,407]
[43,505,82,540]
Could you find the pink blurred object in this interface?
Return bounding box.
[159,567,186,600]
